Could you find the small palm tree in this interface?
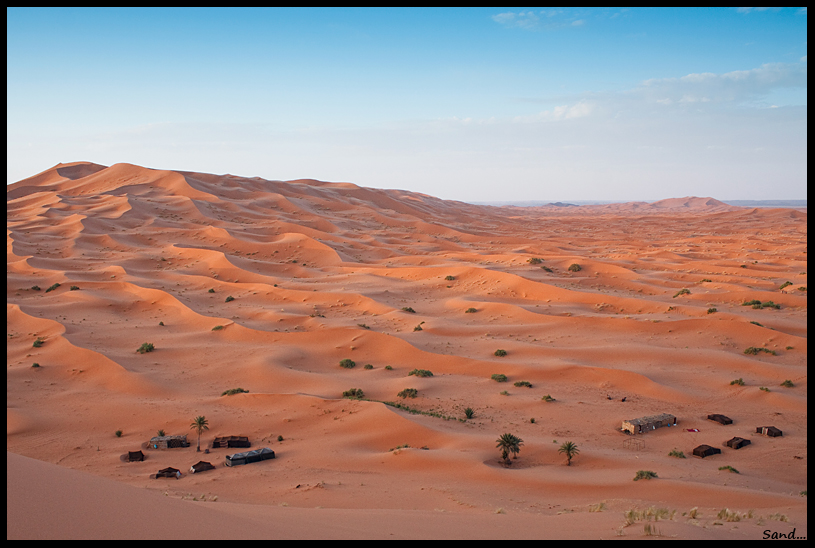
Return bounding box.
[190,415,209,452]
[558,441,579,466]
[496,433,524,466]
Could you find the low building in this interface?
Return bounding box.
[622,413,677,434]
[707,414,733,425]
[211,436,251,449]
[725,437,751,449]
[225,447,275,467]
[756,426,782,437]
[149,435,190,449]
[692,445,721,458]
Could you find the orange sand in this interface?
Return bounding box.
[7,162,807,539]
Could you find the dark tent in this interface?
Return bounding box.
[225,447,275,467]
[725,437,751,449]
[707,414,733,425]
[190,461,216,474]
[127,450,145,462]
[692,445,721,458]
[154,467,181,479]
[756,426,782,437]
[211,436,251,449]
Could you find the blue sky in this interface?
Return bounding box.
[7,7,807,202]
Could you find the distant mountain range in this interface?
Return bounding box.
[473,199,806,208]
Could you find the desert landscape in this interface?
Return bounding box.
[7,161,807,539]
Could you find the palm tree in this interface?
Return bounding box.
[558,441,579,466]
[190,415,209,452]
[496,433,524,466]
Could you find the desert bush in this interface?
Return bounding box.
[494,349,507,357]
[634,470,658,481]
[339,358,356,369]
[397,388,418,399]
[159,321,164,326]
[137,342,155,354]
[208,288,215,293]
[759,386,770,392]
[115,430,123,438]
[401,307,416,313]
[464,407,474,419]
[70,285,79,291]
[465,307,477,313]
[413,322,425,331]
[780,380,794,388]
[278,435,284,442]
[527,258,542,265]
[408,368,433,377]
[45,283,61,293]
[750,321,763,327]
[500,390,509,396]
[541,266,554,272]
[514,381,532,388]
[31,362,40,368]
[760,301,781,309]
[491,373,507,382]
[364,364,373,370]
[707,307,717,314]
[673,288,690,298]
[445,275,455,281]
[542,394,556,402]
[31,285,41,291]
[384,365,393,370]
[730,378,745,386]
[157,429,165,437]
[719,465,740,474]
[779,281,793,290]
[225,296,235,302]
[342,388,365,399]
[212,325,225,331]
[744,347,776,356]
[221,388,248,396]
[530,417,536,423]
[32,338,45,348]
[700,278,712,282]
[742,299,761,306]
[357,323,370,329]
[668,449,686,458]
[567,263,581,272]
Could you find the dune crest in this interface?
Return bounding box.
[7,163,807,539]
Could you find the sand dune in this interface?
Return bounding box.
[7,162,807,539]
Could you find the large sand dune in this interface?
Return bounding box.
[7,162,807,539]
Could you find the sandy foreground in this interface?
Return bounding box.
[7,162,807,539]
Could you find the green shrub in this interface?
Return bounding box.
[500,390,509,396]
[491,374,508,382]
[494,349,507,357]
[31,285,41,291]
[445,275,455,281]
[759,386,770,392]
[401,307,416,313]
[633,470,658,481]
[780,380,794,388]
[69,286,79,291]
[742,299,762,306]
[32,338,45,348]
[45,283,61,293]
[798,286,807,291]
[527,258,542,265]
[700,278,712,283]
[157,429,165,437]
[339,358,356,369]
[277,435,284,442]
[137,342,155,354]
[530,418,536,423]
[384,365,393,370]
[159,321,164,326]
[31,362,40,368]
[673,288,690,298]
[513,381,532,388]
[221,388,248,396]
[568,263,581,272]
[779,281,792,290]
[464,407,474,419]
[750,321,763,327]
[413,322,425,331]
[397,388,418,399]
[730,378,745,386]
[357,323,370,329]
[342,388,365,399]
[744,347,776,356]
[208,288,215,293]
[668,449,686,458]
[363,364,373,370]
[212,325,225,331]
[719,465,739,474]
[760,301,781,309]
[707,308,717,314]
[541,266,554,273]
[465,307,477,313]
[408,368,433,377]
[115,430,123,438]
[542,394,556,402]
[225,296,235,302]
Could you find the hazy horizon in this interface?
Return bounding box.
[7,8,807,203]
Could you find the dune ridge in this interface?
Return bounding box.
[7,162,807,539]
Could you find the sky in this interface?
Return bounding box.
[6,7,808,202]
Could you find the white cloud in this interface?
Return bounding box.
[491,11,539,29]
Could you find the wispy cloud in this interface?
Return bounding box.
[491,9,597,30]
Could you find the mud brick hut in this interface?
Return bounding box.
[621,413,677,434]
[692,445,722,458]
[211,436,250,449]
[707,414,733,425]
[190,461,216,474]
[756,426,783,437]
[149,435,190,449]
[725,437,751,449]
[225,447,275,467]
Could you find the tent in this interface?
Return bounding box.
[154,467,181,479]
[190,461,216,474]
[692,445,721,458]
[756,426,782,437]
[725,437,751,449]
[225,447,275,467]
[211,436,251,449]
[126,450,145,462]
[707,414,733,425]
